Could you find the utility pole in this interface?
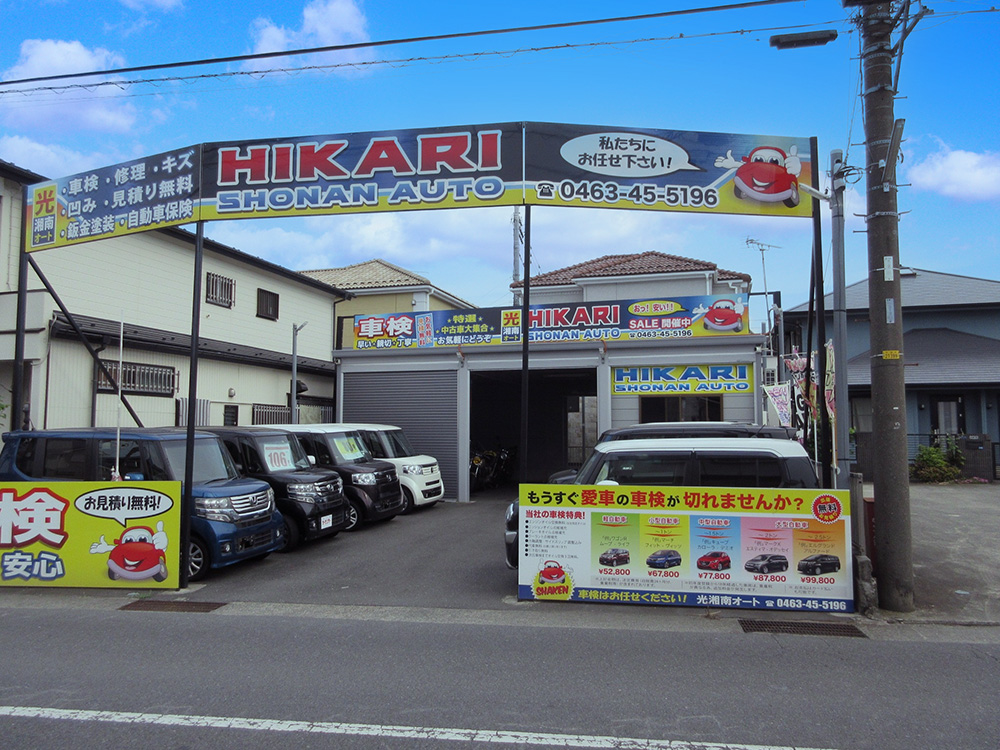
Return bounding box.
[857,0,916,611]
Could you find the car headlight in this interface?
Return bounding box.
[352,472,377,485]
[402,464,425,475]
[287,483,322,502]
[194,496,238,523]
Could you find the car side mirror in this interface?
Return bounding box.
[307,455,316,466]
[124,472,145,481]
[596,479,619,486]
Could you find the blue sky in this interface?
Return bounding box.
[2,0,998,325]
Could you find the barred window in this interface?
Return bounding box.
[98,361,178,397]
[206,272,235,308]
[257,288,279,320]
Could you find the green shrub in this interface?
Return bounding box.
[911,444,962,483]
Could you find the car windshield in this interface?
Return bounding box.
[253,434,311,472]
[580,450,688,486]
[381,429,416,458]
[749,555,767,562]
[326,432,372,463]
[160,437,239,483]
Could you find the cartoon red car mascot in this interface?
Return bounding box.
[90,522,168,582]
[715,145,802,208]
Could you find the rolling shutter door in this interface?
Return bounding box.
[342,370,458,500]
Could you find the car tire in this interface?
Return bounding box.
[401,487,416,514]
[343,500,363,532]
[107,568,118,581]
[761,565,770,574]
[279,516,301,552]
[814,565,822,576]
[834,564,841,572]
[188,537,210,583]
[784,186,800,208]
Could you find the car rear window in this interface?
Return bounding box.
[41,438,91,480]
[593,452,688,486]
[698,453,783,488]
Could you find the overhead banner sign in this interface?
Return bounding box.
[199,122,524,221]
[26,122,813,251]
[26,146,201,251]
[525,122,813,218]
[0,481,182,588]
[517,484,853,613]
[352,294,751,350]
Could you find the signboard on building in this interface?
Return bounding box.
[352,294,751,350]
[0,482,182,588]
[612,364,754,395]
[517,484,853,613]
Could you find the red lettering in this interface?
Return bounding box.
[592,305,618,325]
[418,133,476,174]
[218,146,270,185]
[272,144,294,182]
[354,138,415,178]
[528,309,545,327]
[298,141,350,180]
[551,308,571,326]
[570,307,592,326]
[478,130,501,169]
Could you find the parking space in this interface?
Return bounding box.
[178,491,520,610]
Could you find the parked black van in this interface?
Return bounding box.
[274,425,405,531]
[204,426,348,550]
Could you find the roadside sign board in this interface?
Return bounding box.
[517,484,853,613]
[0,481,182,589]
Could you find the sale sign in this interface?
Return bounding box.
[517,484,853,612]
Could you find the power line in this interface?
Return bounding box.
[1,19,849,100]
[0,0,800,89]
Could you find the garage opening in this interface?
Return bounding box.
[470,368,596,487]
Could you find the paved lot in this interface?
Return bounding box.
[3,481,997,635]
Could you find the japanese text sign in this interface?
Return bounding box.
[353,294,750,351]
[517,484,853,613]
[0,481,182,588]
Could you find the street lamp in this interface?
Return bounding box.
[769,30,838,49]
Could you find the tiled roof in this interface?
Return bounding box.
[847,328,1000,386]
[511,251,751,288]
[789,268,1000,313]
[301,259,430,290]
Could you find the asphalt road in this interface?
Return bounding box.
[2,484,999,750]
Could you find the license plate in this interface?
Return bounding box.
[320,514,333,529]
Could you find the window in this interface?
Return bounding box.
[98,361,177,397]
[640,395,722,422]
[223,404,239,426]
[257,288,279,320]
[41,438,91,480]
[206,272,235,308]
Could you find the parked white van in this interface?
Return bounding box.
[338,423,445,512]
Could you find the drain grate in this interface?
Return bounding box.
[739,619,867,638]
[120,600,226,613]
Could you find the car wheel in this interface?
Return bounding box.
[188,537,210,583]
[153,560,168,582]
[107,568,118,581]
[834,564,841,572]
[280,516,301,552]
[343,500,363,532]
[814,565,822,576]
[761,565,770,574]
[734,184,745,200]
[784,186,800,208]
[401,487,416,514]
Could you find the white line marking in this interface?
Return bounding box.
[0,705,837,750]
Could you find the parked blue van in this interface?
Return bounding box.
[0,427,284,581]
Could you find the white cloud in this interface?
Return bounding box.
[0,40,137,133]
[908,146,1000,201]
[0,135,119,178]
[246,0,372,72]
